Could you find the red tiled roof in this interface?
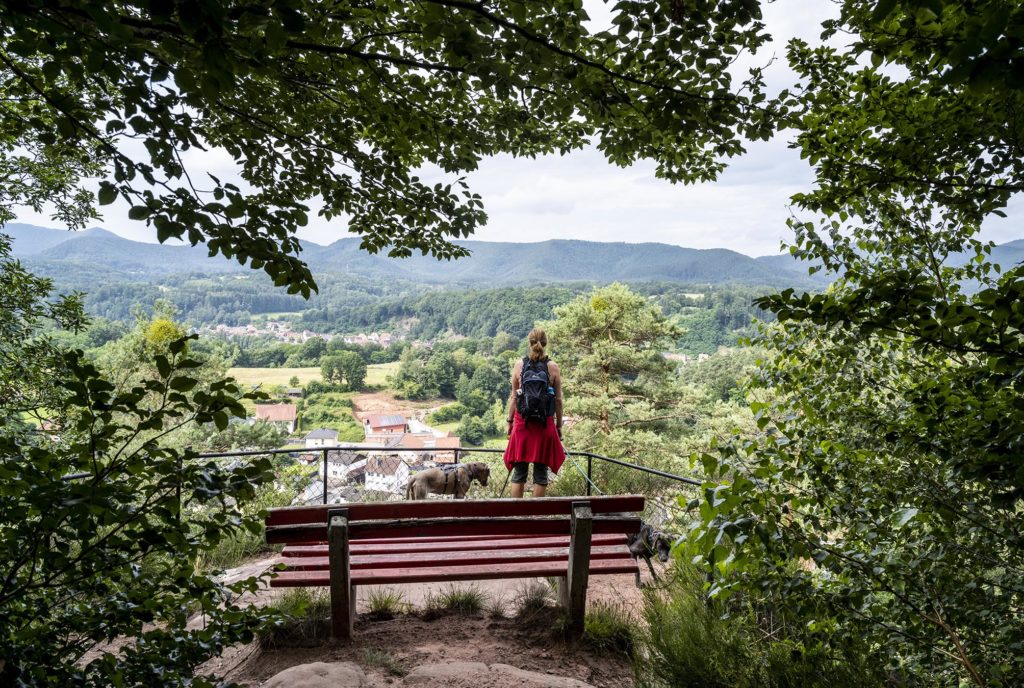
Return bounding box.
[367,455,407,475]
[396,434,427,449]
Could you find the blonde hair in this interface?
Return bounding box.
[527,327,547,361]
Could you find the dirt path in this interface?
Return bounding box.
[201,557,660,687]
[226,609,637,687]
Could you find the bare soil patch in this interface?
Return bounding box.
[351,392,449,422]
[201,559,659,687]
[224,611,634,688]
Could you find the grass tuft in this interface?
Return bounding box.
[583,601,637,657]
[362,648,407,677]
[485,595,509,619]
[366,588,408,619]
[261,587,331,646]
[422,584,487,618]
[513,580,560,627]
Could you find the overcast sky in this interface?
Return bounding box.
[12,1,1023,257]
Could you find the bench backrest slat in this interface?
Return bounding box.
[266,514,641,544]
[265,495,644,528]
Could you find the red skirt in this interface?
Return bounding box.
[503,411,565,474]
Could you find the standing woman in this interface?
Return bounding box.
[503,328,565,497]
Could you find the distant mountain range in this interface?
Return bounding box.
[2,223,827,288]
[5,223,1023,289]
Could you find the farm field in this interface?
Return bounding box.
[227,362,398,389]
[227,366,321,387]
[364,361,400,387]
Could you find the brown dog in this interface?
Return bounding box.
[405,462,491,500]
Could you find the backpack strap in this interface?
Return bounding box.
[522,356,549,373]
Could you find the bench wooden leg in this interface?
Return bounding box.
[328,508,353,640]
[558,501,593,635]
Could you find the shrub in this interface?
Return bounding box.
[197,462,311,570]
[636,564,885,688]
[0,245,279,685]
[428,402,468,424]
[456,414,487,445]
[639,572,760,688]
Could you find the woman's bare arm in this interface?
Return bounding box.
[506,358,522,434]
[549,361,563,433]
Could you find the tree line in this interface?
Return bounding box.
[67,274,780,355]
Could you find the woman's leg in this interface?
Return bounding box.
[509,463,528,498]
[532,464,549,498]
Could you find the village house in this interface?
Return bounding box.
[385,433,462,463]
[253,403,297,433]
[304,428,339,448]
[363,414,409,439]
[325,450,366,481]
[296,452,320,468]
[425,435,461,464]
[365,455,410,495]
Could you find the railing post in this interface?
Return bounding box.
[323,448,329,505]
[586,455,592,497]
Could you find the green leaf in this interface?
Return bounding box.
[98,183,118,206]
[169,376,198,392]
[128,205,151,221]
[154,355,171,378]
[894,507,918,528]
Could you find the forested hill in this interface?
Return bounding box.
[11,223,1022,291]
[301,236,828,287]
[6,222,827,287]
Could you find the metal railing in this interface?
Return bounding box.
[196,444,701,504]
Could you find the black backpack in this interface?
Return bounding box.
[516,357,553,425]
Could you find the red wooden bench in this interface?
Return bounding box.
[265,495,644,638]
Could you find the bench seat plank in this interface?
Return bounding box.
[267,516,640,544]
[270,556,640,587]
[282,534,628,557]
[346,533,553,546]
[282,544,632,570]
[266,495,644,527]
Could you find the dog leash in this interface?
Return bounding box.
[562,438,604,496]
